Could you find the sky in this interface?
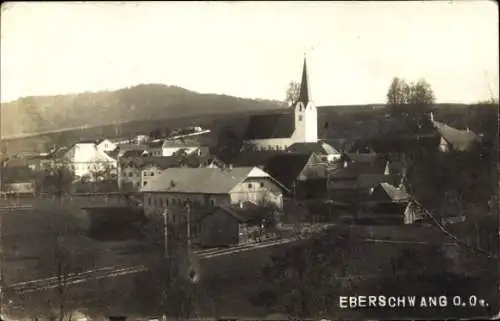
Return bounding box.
[1,1,498,106]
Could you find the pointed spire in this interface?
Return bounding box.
[298,56,311,104]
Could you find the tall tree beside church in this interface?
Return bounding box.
[285,81,301,106]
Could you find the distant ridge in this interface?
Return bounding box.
[0,83,285,139]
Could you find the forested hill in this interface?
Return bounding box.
[0,84,284,139]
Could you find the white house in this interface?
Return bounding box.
[243,57,318,151]
[95,139,117,153]
[62,141,118,180]
[162,138,209,157]
[142,166,288,219]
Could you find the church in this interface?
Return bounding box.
[243,58,318,151]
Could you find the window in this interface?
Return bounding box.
[153,198,157,206]
[159,198,164,207]
[166,198,169,206]
[143,181,148,186]
[148,197,152,205]
[151,172,155,177]
[260,182,264,188]
[298,115,303,121]
[248,183,253,188]
[210,199,215,207]
[128,172,133,177]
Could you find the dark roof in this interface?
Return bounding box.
[147,140,164,148]
[216,202,269,223]
[140,156,181,170]
[433,120,479,151]
[263,153,313,189]
[330,161,384,179]
[342,153,381,163]
[105,148,120,160]
[369,183,410,202]
[121,150,147,158]
[46,147,70,159]
[357,173,397,189]
[288,142,340,155]
[229,150,287,167]
[321,138,351,153]
[243,111,295,140]
[119,156,180,170]
[179,153,226,168]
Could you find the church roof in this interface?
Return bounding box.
[243,111,295,140]
[298,57,311,104]
[243,58,312,141]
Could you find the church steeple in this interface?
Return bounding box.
[298,56,311,104]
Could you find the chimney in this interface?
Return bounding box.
[343,161,348,168]
[466,127,470,132]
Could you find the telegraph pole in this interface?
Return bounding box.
[162,208,169,258]
[186,202,191,256]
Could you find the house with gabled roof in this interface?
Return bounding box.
[39,141,117,180]
[361,182,424,225]
[243,58,318,151]
[430,114,480,152]
[229,150,286,168]
[199,201,277,248]
[95,139,117,153]
[287,141,341,162]
[118,156,180,192]
[263,152,328,191]
[142,167,288,218]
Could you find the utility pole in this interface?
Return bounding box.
[163,208,169,258]
[186,202,191,256]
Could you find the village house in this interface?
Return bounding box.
[430,113,480,153]
[199,202,277,248]
[262,152,328,193]
[287,141,341,162]
[146,140,164,156]
[118,150,226,192]
[118,156,179,191]
[327,153,401,202]
[359,182,416,224]
[243,58,318,150]
[162,138,208,157]
[95,139,117,153]
[62,140,118,180]
[26,141,118,181]
[229,150,287,168]
[141,166,288,220]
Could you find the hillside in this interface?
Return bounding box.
[0,84,284,139]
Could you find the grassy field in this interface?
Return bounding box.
[1,202,497,319]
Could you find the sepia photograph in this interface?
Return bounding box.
[0,1,498,320]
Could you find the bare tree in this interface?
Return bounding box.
[285,81,301,106]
